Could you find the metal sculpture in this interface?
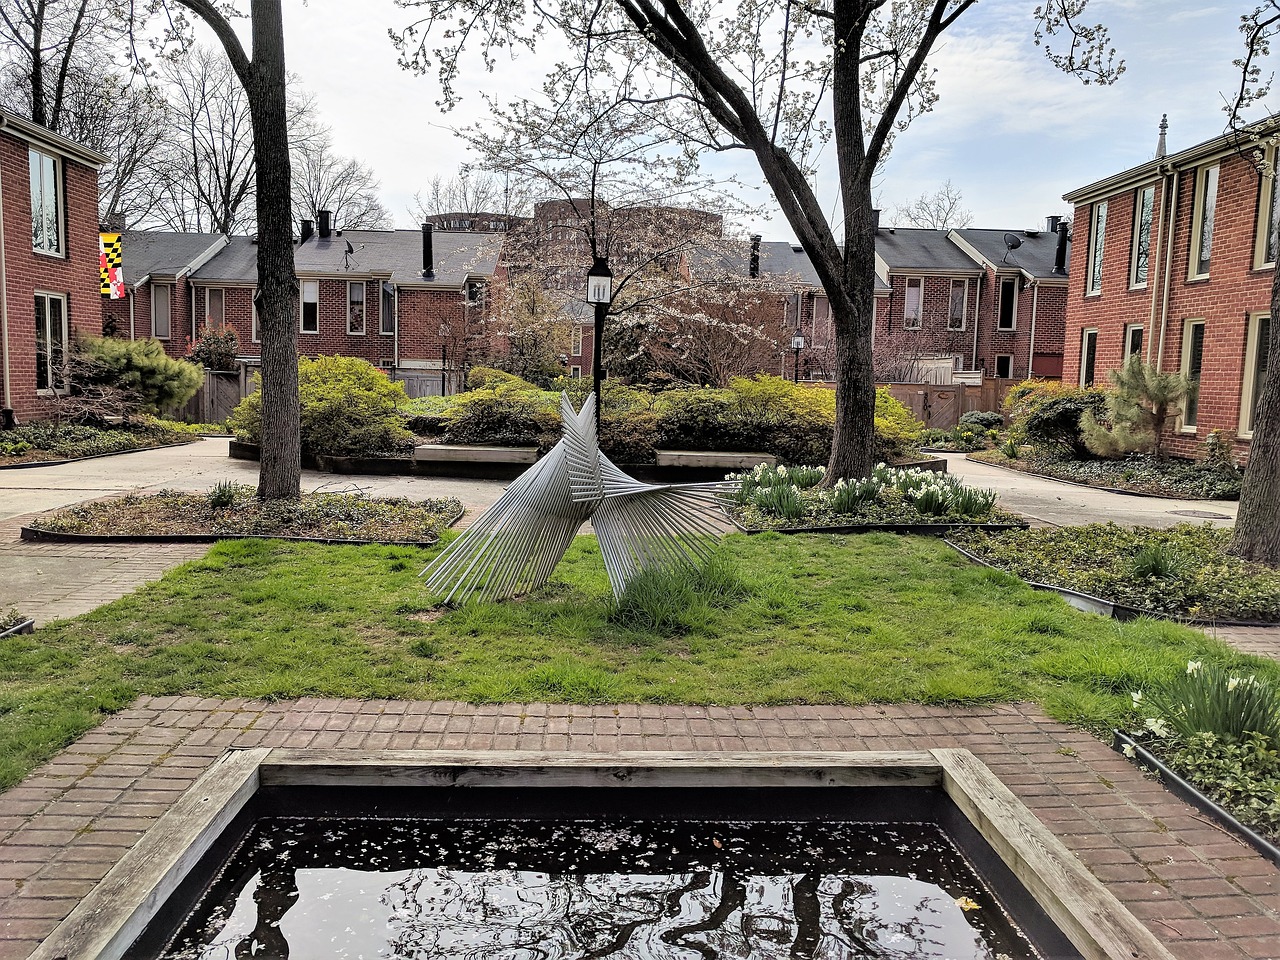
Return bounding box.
[422,393,736,602]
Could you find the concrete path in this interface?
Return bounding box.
[2,698,1278,960]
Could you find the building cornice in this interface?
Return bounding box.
[0,110,110,168]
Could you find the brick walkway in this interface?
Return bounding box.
[2,698,1278,960]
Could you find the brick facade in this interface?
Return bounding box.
[0,114,105,423]
[1063,122,1276,463]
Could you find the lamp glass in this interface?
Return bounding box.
[791,333,806,350]
[586,275,612,304]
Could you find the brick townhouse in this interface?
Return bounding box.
[0,109,107,425]
[1062,116,1277,462]
[110,214,502,395]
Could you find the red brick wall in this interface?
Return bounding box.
[873,274,978,375]
[1064,153,1271,461]
[1,132,101,421]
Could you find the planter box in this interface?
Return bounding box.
[1112,732,1280,868]
[655,450,776,470]
[0,618,35,639]
[228,440,319,471]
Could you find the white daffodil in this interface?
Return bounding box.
[1186,660,1202,675]
[1121,743,1137,758]
[1131,691,1143,706]
[1144,717,1170,737]
[1228,676,1241,692]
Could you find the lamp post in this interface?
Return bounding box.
[585,256,613,432]
[791,327,806,383]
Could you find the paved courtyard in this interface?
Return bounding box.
[1,443,1278,958]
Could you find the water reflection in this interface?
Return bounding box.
[162,820,1039,959]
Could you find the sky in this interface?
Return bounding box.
[256,1,1260,242]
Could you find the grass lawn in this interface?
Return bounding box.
[2,531,1273,789]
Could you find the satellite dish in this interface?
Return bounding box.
[345,240,355,255]
[1003,233,1023,250]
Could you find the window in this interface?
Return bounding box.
[1256,158,1280,269]
[1087,201,1107,294]
[997,277,1017,330]
[348,281,366,335]
[1130,185,1155,287]
[1190,164,1219,278]
[1123,324,1145,364]
[571,325,584,356]
[1181,319,1206,429]
[466,280,486,304]
[1080,329,1098,387]
[812,295,831,344]
[206,288,224,330]
[300,280,319,333]
[948,280,967,331]
[34,292,68,393]
[994,354,1013,379]
[381,284,395,335]
[251,294,260,343]
[1241,314,1271,436]
[29,148,62,255]
[570,365,582,379]
[903,278,922,329]
[152,283,172,339]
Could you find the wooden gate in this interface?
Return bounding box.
[175,370,246,424]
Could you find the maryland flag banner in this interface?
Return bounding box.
[99,233,123,299]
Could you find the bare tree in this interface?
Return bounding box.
[1225,1,1280,564]
[410,169,536,222]
[394,0,1122,481]
[292,131,393,230]
[893,180,972,230]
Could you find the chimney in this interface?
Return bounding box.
[318,210,332,239]
[1053,220,1070,275]
[872,209,881,234]
[299,219,314,244]
[749,234,761,278]
[1156,114,1168,159]
[1046,215,1061,236]
[421,222,434,278]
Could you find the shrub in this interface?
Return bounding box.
[1082,357,1189,460]
[441,383,561,450]
[74,336,202,415]
[600,410,660,464]
[1004,379,1107,459]
[465,366,539,391]
[958,410,1003,431]
[229,355,416,458]
[187,326,240,370]
[874,387,923,461]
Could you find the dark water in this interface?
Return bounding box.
[161,818,1041,959]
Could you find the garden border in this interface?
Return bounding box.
[735,520,1029,536]
[1111,731,1280,868]
[0,438,199,471]
[943,540,1277,628]
[0,618,36,639]
[965,453,1239,502]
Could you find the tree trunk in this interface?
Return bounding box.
[246,0,300,500]
[1229,260,1280,564]
[827,205,878,481]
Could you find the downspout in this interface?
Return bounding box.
[0,144,10,411]
[1027,280,1039,379]
[1156,168,1180,368]
[129,288,135,339]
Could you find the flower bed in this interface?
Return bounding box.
[0,608,34,638]
[0,418,198,467]
[949,524,1280,623]
[969,450,1242,500]
[25,487,462,545]
[724,463,1021,532]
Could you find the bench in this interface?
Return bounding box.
[413,444,538,464]
[654,450,776,470]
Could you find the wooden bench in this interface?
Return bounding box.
[654,450,776,470]
[413,444,538,464]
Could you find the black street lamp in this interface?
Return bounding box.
[791,327,806,383]
[586,256,613,432]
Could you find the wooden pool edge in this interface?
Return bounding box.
[29,748,1175,960]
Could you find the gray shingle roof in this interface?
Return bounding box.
[120,231,226,285]
[953,228,1070,279]
[692,240,891,293]
[873,227,983,274]
[185,229,503,287]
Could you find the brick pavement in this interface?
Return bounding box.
[2,698,1278,960]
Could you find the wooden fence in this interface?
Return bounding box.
[805,379,1017,430]
[174,370,248,425]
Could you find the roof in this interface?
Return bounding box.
[951,228,1070,280]
[0,109,110,168]
[120,231,227,285]
[873,227,984,274]
[691,240,891,294]
[186,229,504,288]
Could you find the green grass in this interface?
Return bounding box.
[2,532,1274,789]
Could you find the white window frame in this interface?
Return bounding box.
[1080,328,1099,387]
[994,354,1013,379]
[29,147,63,257]
[1255,150,1280,270]
[1123,323,1145,364]
[947,279,968,332]
[903,277,922,330]
[1189,164,1219,280]
[347,280,366,336]
[1180,318,1206,432]
[380,284,395,336]
[152,283,172,340]
[300,279,319,334]
[251,295,260,344]
[1130,184,1155,289]
[571,325,584,356]
[997,277,1018,331]
[34,291,69,394]
[1240,312,1271,438]
[205,288,225,330]
[812,294,831,344]
[570,365,582,379]
[1087,201,1107,295]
